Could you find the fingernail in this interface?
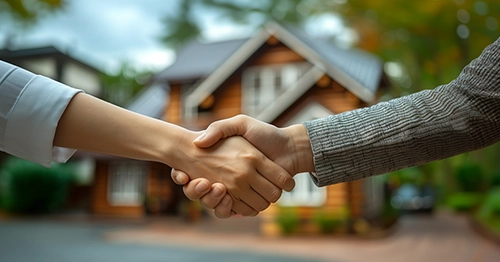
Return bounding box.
[193,132,206,143]
[222,196,231,206]
[195,181,209,193]
[211,186,223,198]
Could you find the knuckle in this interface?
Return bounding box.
[268,188,282,203]
[277,172,293,189]
[244,151,261,164]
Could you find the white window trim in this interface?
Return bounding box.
[242,62,310,116]
[107,161,147,206]
[279,172,327,207]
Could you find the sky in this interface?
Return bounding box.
[0,0,346,75]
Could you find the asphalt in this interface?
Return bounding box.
[1,210,500,262]
[0,219,323,262]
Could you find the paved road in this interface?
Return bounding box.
[0,220,322,262]
[106,211,500,262]
[2,211,499,262]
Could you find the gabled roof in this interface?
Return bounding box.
[127,82,169,119]
[0,45,102,73]
[155,38,247,82]
[280,24,383,95]
[156,22,385,121]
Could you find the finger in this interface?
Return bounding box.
[250,172,283,204]
[231,196,259,217]
[200,183,227,209]
[193,115,248,148]
[171,169,190,185]
[213,194,233,219]
[182,179,211,201]
[238,187,271,212]
[256,156,295,192]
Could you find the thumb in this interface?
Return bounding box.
[193,116,246,148]
[193,128,222,148]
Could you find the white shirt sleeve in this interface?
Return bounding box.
[0,60,82,167]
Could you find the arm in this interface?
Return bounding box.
[0,61,295,216]
[54,93,294,215]
[304,36,500,186]
[176,36,500,216]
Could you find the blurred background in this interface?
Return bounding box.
[1,1,500,261]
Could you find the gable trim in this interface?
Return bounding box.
[284,101,334,125]
[184,31,271,120]
[184,22,378,121]
[265,22,376,103]
[255,65,324,123]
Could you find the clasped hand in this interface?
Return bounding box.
[171,115,314,218]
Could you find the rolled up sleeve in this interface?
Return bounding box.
[0,60,82,167]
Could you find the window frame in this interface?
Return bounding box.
[107,161,147,206]
[241,62,310,116]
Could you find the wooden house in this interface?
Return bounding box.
[90,22,389,233]
[0,46,102,96]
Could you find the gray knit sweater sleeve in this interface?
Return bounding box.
[303,37,500,187]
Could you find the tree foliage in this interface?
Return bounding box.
[161,0,500,95]
[0,0,66,25]
[100,62,153,107]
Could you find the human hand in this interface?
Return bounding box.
[170,131,295,216]
[171,177,235,218]
[171,115,314,218]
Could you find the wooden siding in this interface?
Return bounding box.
[165,83,182,124]
[159,37,376,234]
[91,160,145,217]
[247,43,306,67]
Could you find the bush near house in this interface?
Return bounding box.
[0,157,75,214]
[275,207,300,235]
[446,163,486,212]
[313,207,349,234]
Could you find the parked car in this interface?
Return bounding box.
[390,184,435,213]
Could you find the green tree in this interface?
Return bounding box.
[0,0,65,25]
[101,62,153,107]
[161,0,499,95]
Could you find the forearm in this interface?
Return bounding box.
[53,93,192,166]
[305,37,500,187]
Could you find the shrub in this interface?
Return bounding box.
[313,207,349,234]
[0,157,74,214]
[275,207,300,235]
[455,163,484,192]
[490,168,500,187]
[477,188,500,220]
[446,192,483,212]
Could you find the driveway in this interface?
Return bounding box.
[0,219,322,262]
[1,211,499,262]
[106,211,500,262]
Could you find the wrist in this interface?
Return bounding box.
[282,124,314,174]
[153,122,199,168]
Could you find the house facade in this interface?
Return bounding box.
[0,46,102,96]
[90,22,390,234]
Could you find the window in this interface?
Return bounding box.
[108,162,147,206]
[242,63,309,115]
[278,102,333,207]
[279,172,327,207]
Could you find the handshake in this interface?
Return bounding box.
[168,115,315,219]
